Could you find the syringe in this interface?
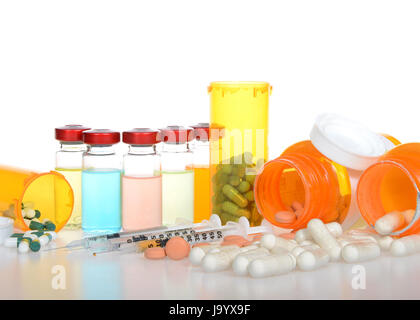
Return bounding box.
[50,215,271,255]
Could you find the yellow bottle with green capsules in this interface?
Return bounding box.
[55,125,91,229]
[208,81,271,226]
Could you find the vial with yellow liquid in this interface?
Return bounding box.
[191,123,210,223]
[55,125,91,229]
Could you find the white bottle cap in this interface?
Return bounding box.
[310,113,395,171]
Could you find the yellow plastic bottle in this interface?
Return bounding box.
[208,81,271,226]
[0,165,74,232]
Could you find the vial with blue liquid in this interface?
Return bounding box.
[82,129,122,233]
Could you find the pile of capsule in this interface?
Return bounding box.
[1,205,58,254]
[3,230,57,253]
[212,153,262,226]
[187,215,420,278]
[22,206,56,232]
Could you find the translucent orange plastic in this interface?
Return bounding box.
[254,140,352,230]
[0,165,74,232]
[357,143,420,237]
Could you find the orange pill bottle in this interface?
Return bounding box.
[357,143,420,237]
[255,114,399,231]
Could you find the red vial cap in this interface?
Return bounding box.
[123,128,160,145]
[190,123,209,141]
[55,125,91,142]
[83,129,121,145]
[159,126,194,144]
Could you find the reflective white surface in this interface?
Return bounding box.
[1,230,420,300]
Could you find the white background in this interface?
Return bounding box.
[0,0,419,172]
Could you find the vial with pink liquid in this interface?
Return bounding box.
[122,128,162,231]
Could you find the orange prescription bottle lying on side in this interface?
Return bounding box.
[0,165,74,232]
[254,114,400,231]
[357,143,420,237]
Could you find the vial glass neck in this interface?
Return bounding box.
[162,142,190,153]
[128,145,156,155]
[87,145,116,155]
[59,142,86,152]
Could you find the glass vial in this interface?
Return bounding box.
[159,126,194,225]
[82,129,121,233]
[191,123,210,223]
[55,125,91,229]
[122,128,162,231]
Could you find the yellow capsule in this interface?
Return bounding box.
[222,184,249,208]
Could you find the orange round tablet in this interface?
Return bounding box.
[295,208,304,218]
[275,210,297,224]
[291,201,304,212]
[144,247,166,260]
[165,236,191,260]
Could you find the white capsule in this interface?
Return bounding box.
[189,245,221,266]
[39,234,52,247]
[248,253,296,278]
[377,236,394,251]
[240,244,259,252]
[232,248,270,276]
[342,241,381,263]
[299,240,315,246]
[297,247,330,271]
[260,234,298,251]
[295,222,342,244]
[23,208,36,219]
[4,237,19,247]
[390,235,420,257]
[271,246,290,255]
[18,239,30,254]
[307,219,342,261]
[291,244,320,257]
[202,246,241,272]
[375,211,406,235]
[45,231,57,241]
[344,229,394,250]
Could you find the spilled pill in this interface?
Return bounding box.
[165,236,191,261]
[144,247,166,260]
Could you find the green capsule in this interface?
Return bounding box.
[245,173,256,185]
[43,220,56,231]
[238,181,251,193]
[218,173,229,185]
[222,184,249,208]
[232,165,246,178]
[29,239,41,252]
[244,190,254,201]
[235,209,251,219]
[221,164,233,175]
[228,175,241,187]
[220,212,240,224]
[222,201,239,215]
[34,210,41,219]
[222,201,251,219]
[25,219,44,231]
[29,231,44,237]
[11,233,24,238]
[212,203,223,215]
